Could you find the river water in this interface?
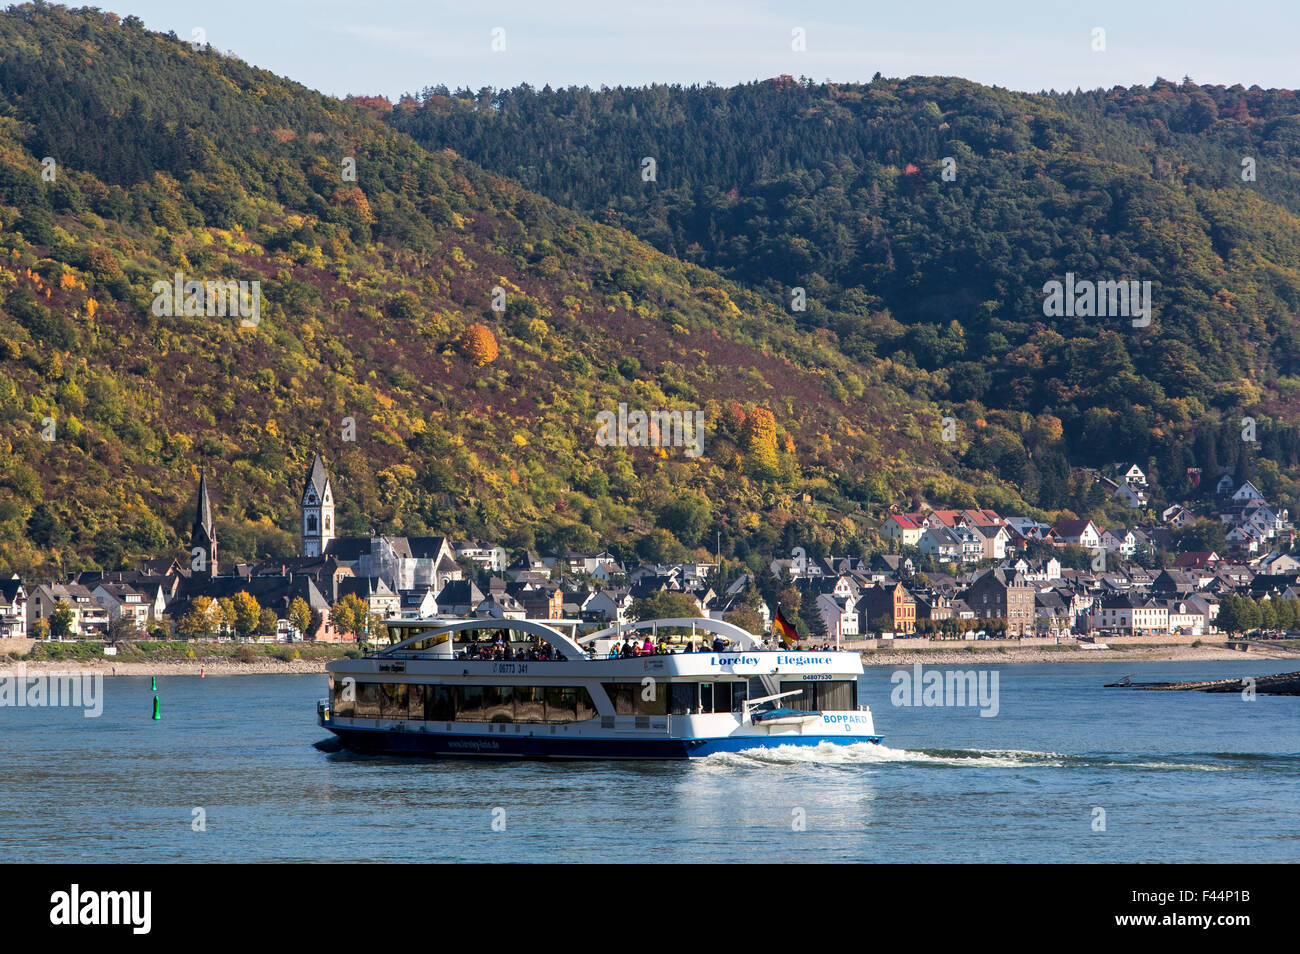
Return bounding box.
[0,661,1295,862]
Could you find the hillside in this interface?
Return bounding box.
[0,5,1006,578]
[388,76,1300,517]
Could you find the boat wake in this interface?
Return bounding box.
[704,742,1066,768]
[705,743,1282,772]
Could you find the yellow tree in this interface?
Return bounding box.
[178,596,224,637]
[330,593,371,639]
[742,407,780,476]
[288,597,313,638]
[232,591,261,639]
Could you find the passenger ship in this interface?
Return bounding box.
[317,616,881,759]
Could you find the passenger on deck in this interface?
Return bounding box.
[712,636,726,653]
[642,636,654,655]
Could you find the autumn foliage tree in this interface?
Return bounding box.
[741,407,780,476]
[232,591,261,639]
[178,596,224,637]
[458,323,499,367]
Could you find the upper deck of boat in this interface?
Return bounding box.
[328,615,865,678]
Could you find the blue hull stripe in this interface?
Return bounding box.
[325,726,883,759]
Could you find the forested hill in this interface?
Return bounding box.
[0,5,974,577]
[4,4,1300,580]
[389,76,1300,510]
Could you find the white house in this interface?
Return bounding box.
[398,586,439,619]
[815,593,859,640]
[974,523,1012,560]
[880,514,925,547]
[1113,483,1147,508]
[1116,463,1148,487]
[455,540,509,572]
[1095,596,1169,634]
[1100,528,1137,557]
[1055,519,1102,549]
[918,527,961,562]
[0,579,26,638]
[91,583,150,632]
[1168,600,1206,636]
[1233,481,1266,504]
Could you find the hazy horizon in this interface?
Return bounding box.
[95,0,1299,101]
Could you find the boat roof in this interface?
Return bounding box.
[375,615,761,659]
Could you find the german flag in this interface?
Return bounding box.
[774,606,800,648]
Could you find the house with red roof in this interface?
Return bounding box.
[880,514,925,547]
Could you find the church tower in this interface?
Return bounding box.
[190,470,217,576]
[301,453,335,558]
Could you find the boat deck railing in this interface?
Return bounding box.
[361,645,851,661]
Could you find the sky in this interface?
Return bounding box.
[104,0,1297,98]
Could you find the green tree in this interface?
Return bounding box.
[658,494,712,548]
[723,605,764,636]
[49,601,75,639]
[629,590,701,621]
[288,597,313,638]
[257,608,280,638]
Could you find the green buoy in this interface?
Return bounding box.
[151,676,157,691]
[152,696,161,720]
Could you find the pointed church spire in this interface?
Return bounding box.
[304,452,331,499]
[194,470,214,536]
[190,470,217,576]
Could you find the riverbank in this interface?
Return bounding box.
[5,641,1297,676]
[861,641,1299,667]
[0,640,349,677]
[0,658,332,677]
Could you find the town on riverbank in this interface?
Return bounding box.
[5,457,1300,671]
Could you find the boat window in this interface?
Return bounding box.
[380,683,408,719]
[601,683,668,716]
[408,684,426,721]
[669,683,695,715]
[425,685,455,721]
[545,686,574,722]
[355,682,380,719]
[515,686,545,723]
[332,678,354,717]
[484,685,513,722]
[699,682,714,714]
[818,680,856,711]
[458,686,485,721]
[779,680,857,711]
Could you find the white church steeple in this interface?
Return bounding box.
[301,453,334,558]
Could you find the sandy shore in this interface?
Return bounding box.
[0,659,332,677]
